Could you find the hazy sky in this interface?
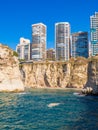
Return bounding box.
[0,0,97,50]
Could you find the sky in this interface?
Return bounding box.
[0,0,98,50]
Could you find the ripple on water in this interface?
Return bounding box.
[0,89,98,130]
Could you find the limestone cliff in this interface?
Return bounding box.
[21,57,98,94]
[84,57,98,94]
[0,44,24,92]
[22,62,70,88]
[1,43,98,94]
[22,57,88,89]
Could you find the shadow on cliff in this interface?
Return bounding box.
[44,73,51,87]
[20,68,25,82]
[44,74,61,88]
[84,61,96,89]
[84,62,91,88]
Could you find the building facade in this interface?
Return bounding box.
[31,23,46,60]
[55,22,70,61]
[90,12,98,56]
[16,37,30,60]
[46,48,55,61]
[71,32,89,58]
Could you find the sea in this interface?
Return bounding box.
[0,88,98,130]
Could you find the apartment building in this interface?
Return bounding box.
[55,22,70,61]
[90,12,98,56]
[31,23,46,60]
[16,37,30,60]
[71,32,89,58]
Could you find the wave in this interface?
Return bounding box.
[73,92,85,97]
[17,92,28,95]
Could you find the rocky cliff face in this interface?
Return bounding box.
[84,57,98,94]
[0,44,24,92]
[22,62,70,88]
[22,58,88,89]
[1,43,98,94]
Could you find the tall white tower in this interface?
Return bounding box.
[32,23,46,60]
[55,22,70,61]
[90,12,98,56]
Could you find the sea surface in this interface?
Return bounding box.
[0,88,98,130]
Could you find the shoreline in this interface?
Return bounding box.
[25,87,82,91]
[0,87,82,93]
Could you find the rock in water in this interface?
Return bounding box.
[0,44,24,92]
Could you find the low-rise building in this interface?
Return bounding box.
[16,37,30,60]
[46,48,55,60]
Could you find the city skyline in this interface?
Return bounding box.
[0,0,97,50]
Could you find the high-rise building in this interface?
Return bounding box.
[71,32,89,58]
[46,48,55,61]
[31,23,46,60]
[90,12,98,56]
[55,22,70,61]
[16,37,30,60]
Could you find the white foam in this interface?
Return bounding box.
[73,92,85,97]
[18,92,27,95]
[47,103,60,108]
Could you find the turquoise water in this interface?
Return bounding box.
[0,89,98,130]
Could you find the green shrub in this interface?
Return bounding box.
[19,59,25,62]
[13,51,18,57]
